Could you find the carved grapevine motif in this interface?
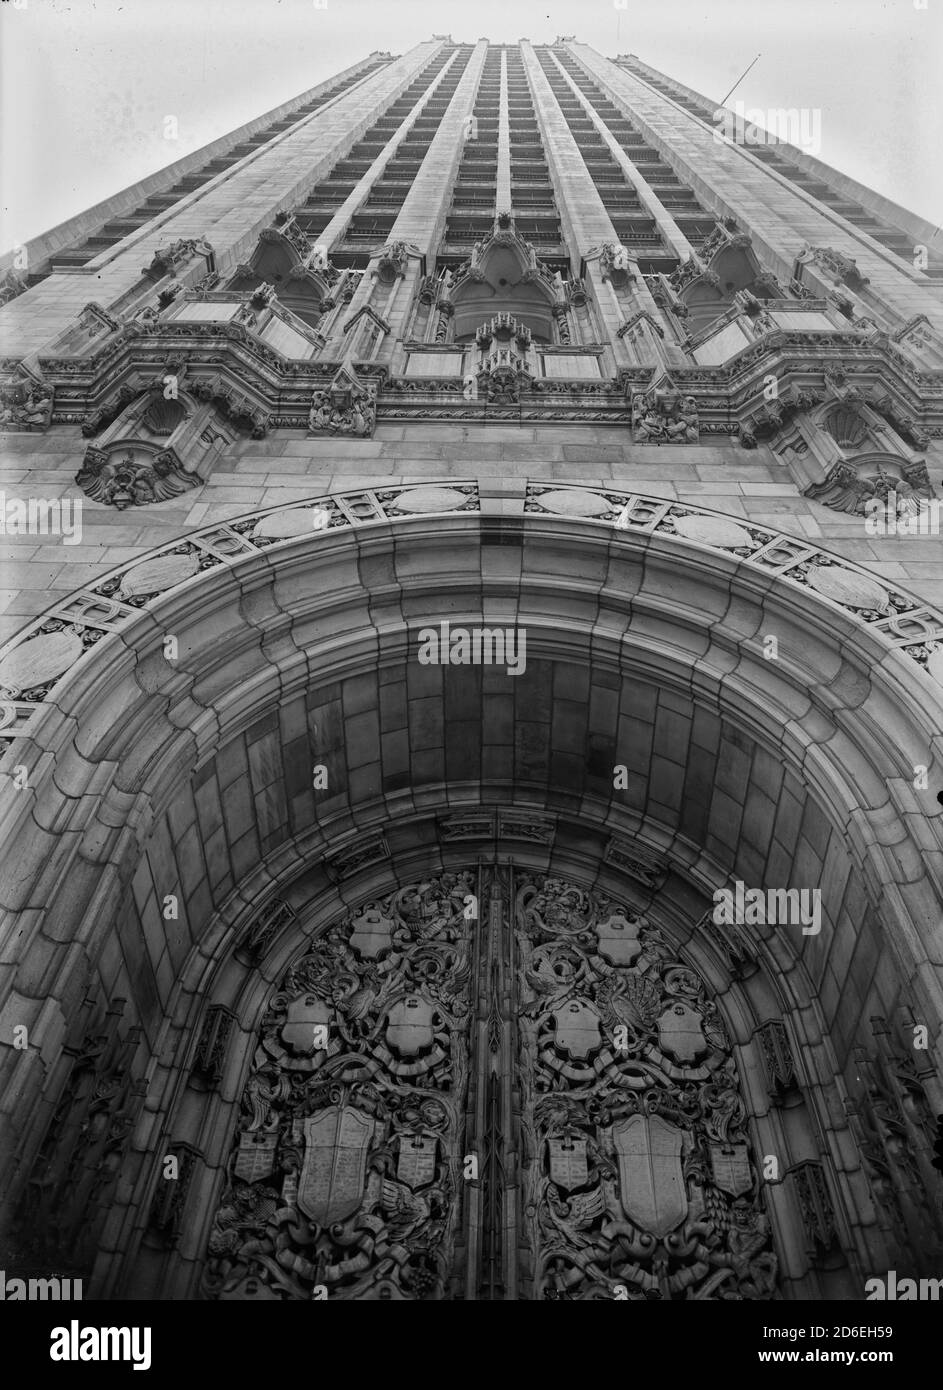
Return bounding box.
[514,876,779,1301]
[201,871,475,1301]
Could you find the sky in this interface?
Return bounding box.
[1,0,941,256]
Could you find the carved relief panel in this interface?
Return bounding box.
[201,868,780,1300]
[513,875,778,1301]
[201,872,476,1301]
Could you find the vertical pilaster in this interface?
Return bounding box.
[520,42,672,369]
[329,40,489,365]
[319,50,463,251]
[549,49,696,262]
[496,50,512,216]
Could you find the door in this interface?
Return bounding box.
[201,864,778,1300]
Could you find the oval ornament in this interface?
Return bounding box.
[807,566,889,612]
[0,629,84,695]
[389,487,468,513]
[673,514,753,550]
[538,488,611,517]
[119,553,200,598]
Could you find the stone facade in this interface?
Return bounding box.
[0,38,942,1302]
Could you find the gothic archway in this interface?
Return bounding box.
[2,485,942,1300]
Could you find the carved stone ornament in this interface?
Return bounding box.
[515,875,778,1300]
[805,455,934,515]
[0,374,53,431]
[801,245,870,291]
[0,268,28,307]
[308,365,377,438]
[478,348,530,405]
[375,240,411,286]
[201,871,476,1301]
[631,378,699,443]
[75,444,202,509]
[200,869,779,1300]
[142,237,214,281]
[598,241,636,287]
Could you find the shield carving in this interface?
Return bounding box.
[280,993,331,1056]
[613,1113,688,1237]
[551,999,602,1059]
[385,995,436,1057]
[594,912,643,967]
[710,1142,753,1197]
[397,1134,438,1191]
[349,905,395,960]
[298,1105,374,1226]
[548,1136,589,1191]
[656,1002,707,1063]
[233,1130,278,1183]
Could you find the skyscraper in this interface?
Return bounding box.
[1,36,942,1303]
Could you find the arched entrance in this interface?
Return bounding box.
[2,484,942,1299]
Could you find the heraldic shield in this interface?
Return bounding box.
[348,905,395,960]
[385,995,436,1056]
[613,1113,688,1238]
[281,993,332,1056]
[298,1105,374,1226]
[594,912,643,967]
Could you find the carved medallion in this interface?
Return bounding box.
[806,565,890,612]
[0,629,83,696]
